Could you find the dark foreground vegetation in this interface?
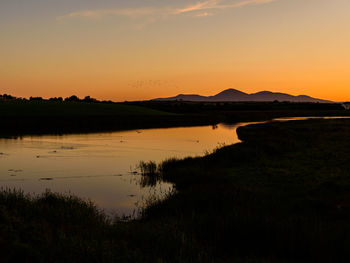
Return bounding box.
[2,118,350,262]
[0,100,184,136]
[0,95,349,136]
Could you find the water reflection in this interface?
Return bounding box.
[2,117,348,216]
[0,124,241,216]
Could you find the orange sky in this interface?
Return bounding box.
[1,0,350,101]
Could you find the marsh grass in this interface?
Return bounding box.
[150,119,350,262]
[0,188,113,262]
[139,161,158,176]
[138,161,161,187]
[138,158,185,187]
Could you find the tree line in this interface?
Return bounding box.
[0,94,115,103]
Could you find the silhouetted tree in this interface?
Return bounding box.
[0,94,16,100]
[83,96,97,103]
[64,95,80,102]
[29,96,43,101]
[49,97,63,102]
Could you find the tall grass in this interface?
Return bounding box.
[138,161,161,187]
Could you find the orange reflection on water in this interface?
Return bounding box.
[0,124,241,216]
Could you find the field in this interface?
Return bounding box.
[0,100,205,136]
[0,100,348,136]
[1,118,350,262]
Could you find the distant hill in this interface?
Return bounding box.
[153,89,333,103]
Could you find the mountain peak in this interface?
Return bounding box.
[152,89,332,103]
[210,89,250,101]
[216,89,248,95]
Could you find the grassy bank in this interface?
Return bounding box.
[2,119,350,262]
[1,100,349,136]
[154,118,350,262]
[0,189,204,263]
[129,101,348,123]
[0,100,213,136]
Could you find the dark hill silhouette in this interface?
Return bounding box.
[153,89,332,103]
[209,89,250,101]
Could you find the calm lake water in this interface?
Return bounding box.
[0,123,246,216]
[2,116,348,216]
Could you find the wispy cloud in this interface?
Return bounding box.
[175,0,278,14]
[174,0,221,14]
[57,0,279,22]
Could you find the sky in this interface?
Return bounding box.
[1,0,350,101]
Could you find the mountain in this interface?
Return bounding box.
[209,89,250,101]
[153,89,332,103]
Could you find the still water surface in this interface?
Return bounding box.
[0,123,245,216]
[1,117,347,216]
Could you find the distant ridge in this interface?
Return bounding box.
[153,89,333,103]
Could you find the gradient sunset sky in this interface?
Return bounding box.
[1,0,349,101]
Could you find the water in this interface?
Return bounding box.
[2,117,348,216]
[0,123,245,216]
